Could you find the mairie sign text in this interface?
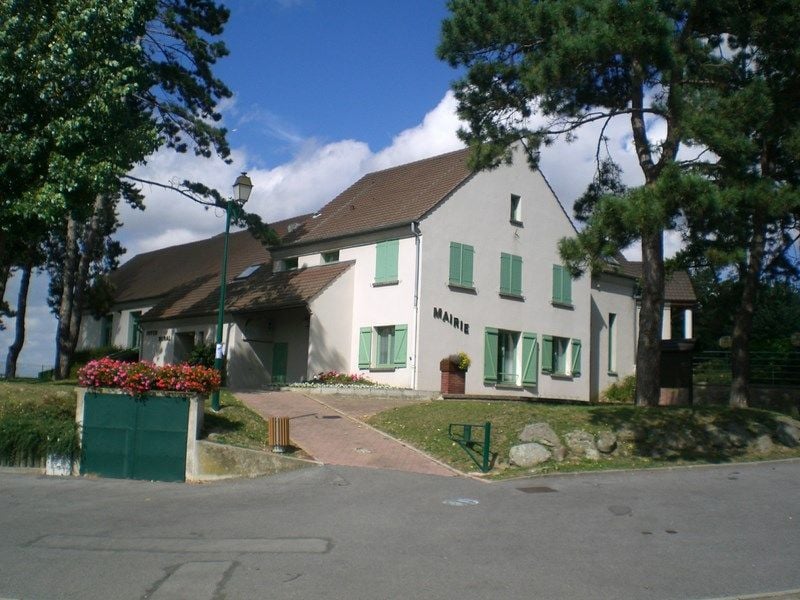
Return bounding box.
[433,307,469,334]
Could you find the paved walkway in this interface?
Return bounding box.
[235,390,457,477]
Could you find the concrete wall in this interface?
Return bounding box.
[308,266,355,376]
[229,307,310,388]
[590,273,637,401]
[416,148,593,399]
[78,302,156,352]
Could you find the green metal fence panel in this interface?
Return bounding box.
[81,392,189,482]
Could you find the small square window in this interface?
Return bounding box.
[283,257,298,271]
[322,250,339,264]
[510,194,522,224]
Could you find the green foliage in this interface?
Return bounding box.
[601,375,636,404]
[187,343,215,368]
[0,394,79,462]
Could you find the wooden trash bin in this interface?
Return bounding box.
[268,416,290,453]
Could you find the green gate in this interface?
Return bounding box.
[80,392,190,482]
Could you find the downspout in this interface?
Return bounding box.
[411,221,422,390]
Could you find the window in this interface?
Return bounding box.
[235,263,261,279]
[608,313,617,373]
[449,242,474,288]
[358,324,407,369]
[283,257,298,271]
[541,335,581,377]
[500,253,523,297]
[484,328,538,386]
[322,250,339,264]
[128,311,142,349]
[374,239,399,285]
[100,315,113,347]
[510,194,522,224]
[552,264,573,305]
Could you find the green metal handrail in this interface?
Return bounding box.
[448,421,492,472]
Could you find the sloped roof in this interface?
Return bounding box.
[110,214,310,304]
[615,259,697,304]
[289,148,474,245]
[141,261,353,321]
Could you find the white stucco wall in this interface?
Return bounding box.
[308,266,355,376]
[140,316,216,366]
[590,274,637,401]
[416,150,593,400]
[78,302,155,352]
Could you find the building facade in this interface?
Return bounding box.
[80,147,695,401]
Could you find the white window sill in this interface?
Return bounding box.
[372,280,399,287]
[551,301,574,309]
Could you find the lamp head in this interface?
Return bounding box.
[232,172,253,204]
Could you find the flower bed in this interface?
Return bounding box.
[288,371,396,390]
[78,359,221,396]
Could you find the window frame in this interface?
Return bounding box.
[552,264,573,307]
[541,335,581,377]
[374,239,399,286]
[510,194,522,225]
[608,313,618,374]
[322,250,340,264]
[358,324,408,370]
[484,328,539,387]
[448,241,475,289]
[500,252,523,298]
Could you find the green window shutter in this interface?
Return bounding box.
[484,328,499,382]
[552,265,562,303]
[393,325,408,367]
[562,268,572,304]
[449,242,461,284]
[511,255,522,296]
[462,244,474,287]
[541,335,554,373]
[522,332,538,385]
[358,327,372,369]
[375,240,399,283]
[500,253,511,294]
[571,339,582,376]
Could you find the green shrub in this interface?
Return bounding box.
[601,375,636,404]
[188,342,215,367]
[0,395,79,461]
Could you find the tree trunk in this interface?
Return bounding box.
[54,214,79,379]
[0,260,10,329]
[54,197,105,379]
[4,262,32,378]
[729,212,766,408]
[635,229,665,406]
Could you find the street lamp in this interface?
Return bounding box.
[211,172,253,411]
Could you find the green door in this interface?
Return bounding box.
[272,342,288,384]
[81,392,189,482]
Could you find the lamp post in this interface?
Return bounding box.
[211,172,253,411]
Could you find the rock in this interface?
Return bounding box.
[775,417,800,448]
[519,422,561,447]
[750,434,775,454]
[564,430,600,460]
[617,426,643,443]
[721,422,750,448]
[509,443,552,467]
[551,445,567,462]
[596,431,617,454]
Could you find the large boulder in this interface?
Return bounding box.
[596,431,618,454]
[564,430,600,460]
[519,422,561,447]
[750,434,775,455]
[776,416,800,448]
[509,443,552,467]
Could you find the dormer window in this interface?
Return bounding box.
[235,263,262,279]
[322,250,340,264]
[283,257,298,271]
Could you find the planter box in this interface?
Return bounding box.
[76,388,205,482]
[440,358,467,395]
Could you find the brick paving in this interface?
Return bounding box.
[236,390,457,477]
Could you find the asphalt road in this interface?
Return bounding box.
[1,460,799,600]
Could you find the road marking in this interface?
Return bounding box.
[31,534,330,554]
[149,561,233,600]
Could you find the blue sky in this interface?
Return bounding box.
[1,0,665,373]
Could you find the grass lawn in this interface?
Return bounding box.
[367,400,800,479]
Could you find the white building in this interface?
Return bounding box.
[80,147,695,401]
